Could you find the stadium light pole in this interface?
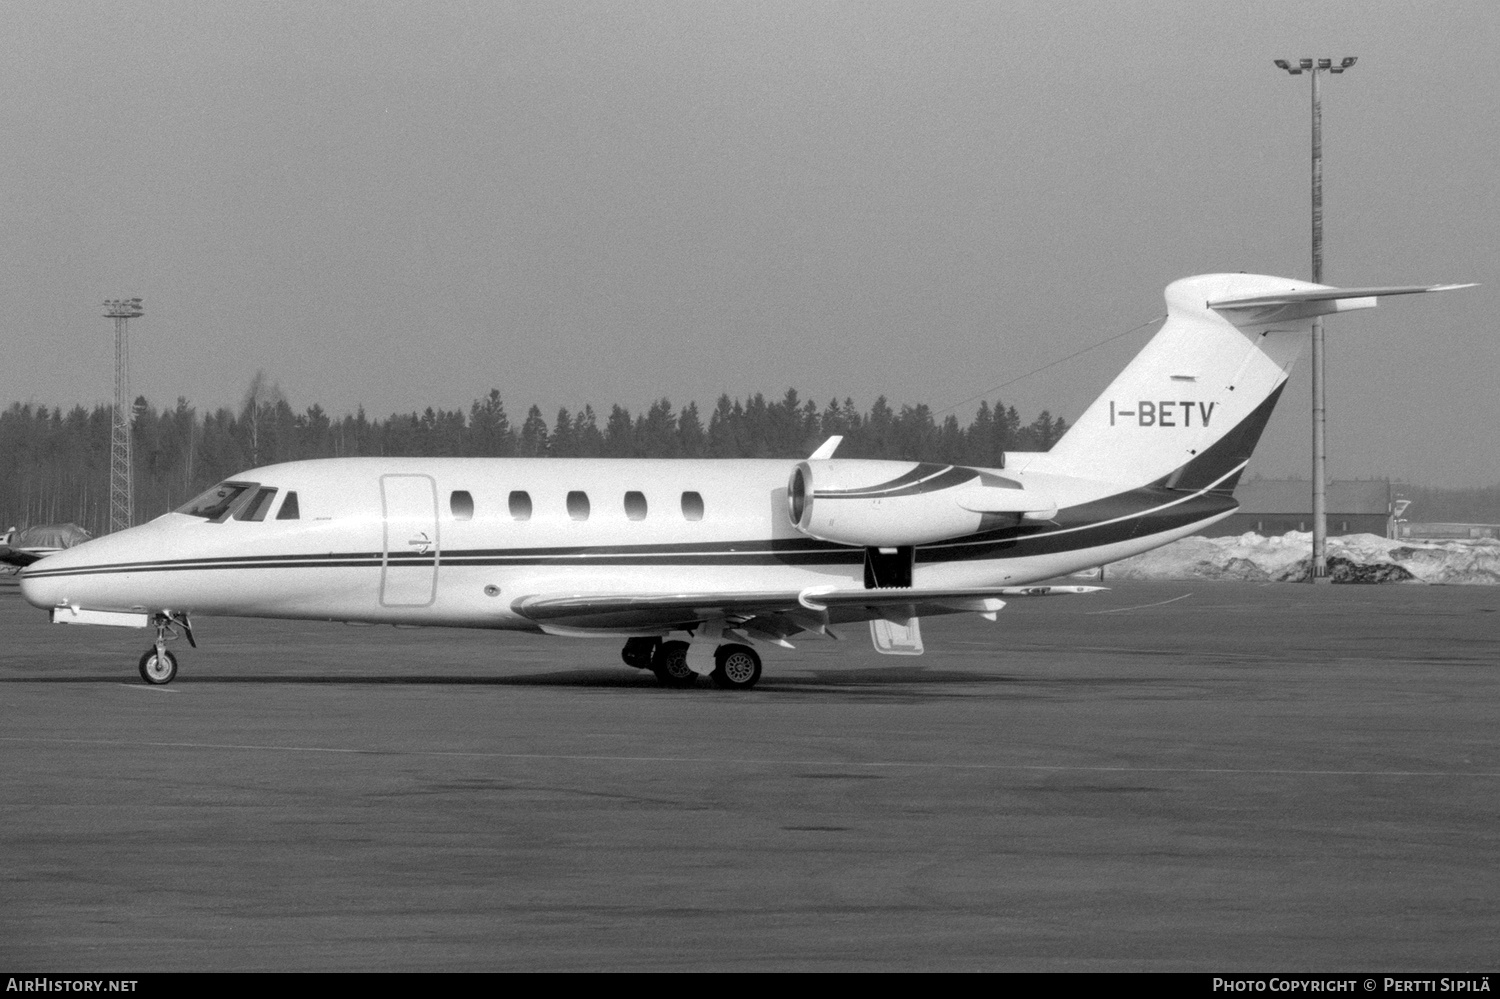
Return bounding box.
[1273,55,1356,583]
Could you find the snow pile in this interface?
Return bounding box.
[1087,531,1500,585]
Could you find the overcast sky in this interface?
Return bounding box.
[2,1,1495,485]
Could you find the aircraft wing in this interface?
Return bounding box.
[511,584,1103,637]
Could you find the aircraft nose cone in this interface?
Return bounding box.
[19,557,72,610]
[16,516,198,616]
[16,530,131,611]
[19,576,55,611]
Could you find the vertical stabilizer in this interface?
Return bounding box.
[1045,273,1460,493]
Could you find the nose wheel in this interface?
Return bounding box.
[137,611,194,685]
[138,648,178,685]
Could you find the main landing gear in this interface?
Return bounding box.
[620,637,763,690]
[138,612,195,686]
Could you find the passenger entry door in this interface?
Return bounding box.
[380,474,439,607]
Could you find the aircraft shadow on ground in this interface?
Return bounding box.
[0,665,1021,691]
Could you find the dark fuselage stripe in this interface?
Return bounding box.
[814,464,979,499]
[22,482,1235,580]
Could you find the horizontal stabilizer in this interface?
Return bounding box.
[1209,283,1474,308]
[1209,282,1474,325]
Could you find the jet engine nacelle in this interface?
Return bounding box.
[787,459,1058,547]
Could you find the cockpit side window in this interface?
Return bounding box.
[176,481,258,522]
[234,487,279,522]
[276,492,300,520]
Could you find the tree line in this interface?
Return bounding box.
[0,385,1069,536]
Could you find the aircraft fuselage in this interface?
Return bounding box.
[19,455,1232,630]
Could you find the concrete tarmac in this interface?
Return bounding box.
[1,581,1496,971]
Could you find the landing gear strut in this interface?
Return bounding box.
[138,611,194,685]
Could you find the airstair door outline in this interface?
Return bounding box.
[380,474,439,607]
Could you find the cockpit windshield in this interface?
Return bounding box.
[175,481,259,521]
[233,487,279,522]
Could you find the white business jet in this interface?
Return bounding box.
[19,274,1469,688]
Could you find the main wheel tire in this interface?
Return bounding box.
[711,643,762,690]
[620,636,658,670]
[138,648,178,685]
[651,640,696,688]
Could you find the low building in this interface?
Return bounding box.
[1201,478,1392,538]
[1397,522,1499,540]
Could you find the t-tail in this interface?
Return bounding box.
[1042,273,1473,494]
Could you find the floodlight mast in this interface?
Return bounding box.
[103,298,144,534]
[1274,55,1356,583]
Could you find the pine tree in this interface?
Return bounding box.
[574,405,604,457]
[550,407,576,457]
[518,405,550,457]
[678,401,705,458]
[603,405,635,457]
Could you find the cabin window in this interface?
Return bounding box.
[509,491,532,521]
[681,491,704,521]
[624,491,647,521]
[450,490,474,521]
[276,492,300,520]
[176,481,257,522]
[567,491,590,521]
[234,487,279,522]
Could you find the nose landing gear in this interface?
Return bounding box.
[138,611,194,685]
[138,647,178,685]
